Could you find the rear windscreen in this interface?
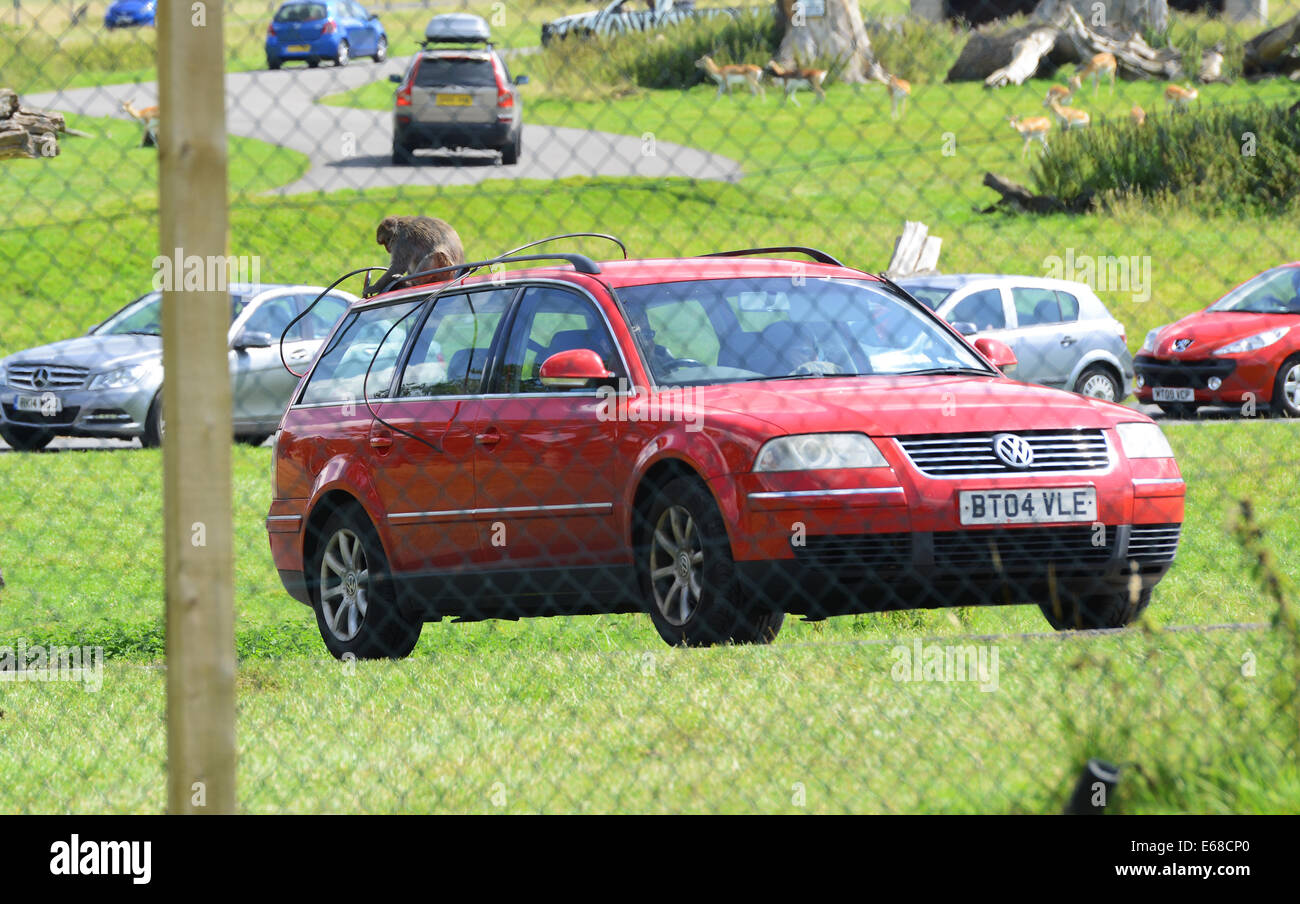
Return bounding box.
[415,58,497,88]
[275,3,327,22]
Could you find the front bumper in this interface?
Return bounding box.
[1134,353,1275,406]
[0,384,154,439]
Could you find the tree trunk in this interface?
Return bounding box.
[774,0,889,84]
[984,26,1059,87]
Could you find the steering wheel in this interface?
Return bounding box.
[793,360,845,376]
[664,357,705,370]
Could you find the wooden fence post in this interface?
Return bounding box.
[158,0,236,814]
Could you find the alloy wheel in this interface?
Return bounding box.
[648,505,704,626]
[319,528,369,641]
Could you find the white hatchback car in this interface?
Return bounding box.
[899,274,1135,402]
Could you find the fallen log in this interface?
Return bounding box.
[0,87,65,158]
[1243,12,1300,77]
[980,171,1091,213]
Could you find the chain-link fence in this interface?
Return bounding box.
[1,0,1298,814]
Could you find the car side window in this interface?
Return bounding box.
[494,287,622,394]
[398,290,511,398]
[1012,287,1062,327]
[298,301,420,405]
[297,294,350,340]
[948,289,1006,332]
[242,295,303,341]
[1055,291,1080,322]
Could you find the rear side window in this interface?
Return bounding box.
[275,3,327,22]
[299,301,420,405]
[398,290,511,398]
[948,289,1005,332]
[243,295,302,340]
[415,57,496,88]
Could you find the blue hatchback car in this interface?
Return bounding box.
[266,0,388,69]
[104,0,155,28]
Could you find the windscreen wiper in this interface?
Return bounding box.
[893,366,994,377]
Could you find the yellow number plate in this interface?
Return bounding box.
[435,94,473,106]
[286,44,311,53]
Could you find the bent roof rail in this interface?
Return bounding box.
[698,246,846,267]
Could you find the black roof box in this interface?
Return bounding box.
[423,13,491,45]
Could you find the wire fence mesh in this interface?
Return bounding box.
[1,0,1298,813]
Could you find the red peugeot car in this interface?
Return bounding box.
[1135,263,1300,418]
[266,248,1185,658]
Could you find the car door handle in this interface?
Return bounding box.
[475,430,502,446]
[369,433,393,450]
[1060,336,1077,346]
[289,349,312,361]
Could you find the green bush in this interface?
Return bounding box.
[1031,102,1300,214]
[865,19,968,84]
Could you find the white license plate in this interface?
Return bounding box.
[959,487,1097,525]
[15,394,60,414]
[1153,386,1194,402]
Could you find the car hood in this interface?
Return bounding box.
[686,375,1133,436]
[4,334,162,371]
[1151,311,1297,357]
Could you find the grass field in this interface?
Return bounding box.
[2,7,1298,813]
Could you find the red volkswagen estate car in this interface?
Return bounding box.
[266,249,1185,658]
[1136,263,1300,417]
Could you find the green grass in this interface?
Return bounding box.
[0,421,1294,660]
[1,626,1295,812]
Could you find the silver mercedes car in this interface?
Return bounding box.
[0,283,353,451]
[898,274,1135,402]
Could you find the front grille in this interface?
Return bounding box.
[933,526,1115,573]
[1134,355,1235,389]
[2,403,80,426]
[1126,524,1180,566]
[794,532,912,572]
[896,430,1110,476]
[5,363,89,391]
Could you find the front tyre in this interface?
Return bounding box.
[637,476,784,647]
[309,508,420,659]
[140,391,163,448]
[1039,587,1152,630]
[0,425,54,451]
[1271,354,1300,417]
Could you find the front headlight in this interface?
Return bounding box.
[88,363,149,390]
[1116,422,1175,459]
[753,433,889,472]
[1141,327,1164,354]
[1213,326,1290,355]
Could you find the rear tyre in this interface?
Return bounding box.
[1156,402,1199,419]
[372,35,387,63]
[1039,587,1152,630]
[307,57,320,68]
[392,140,414,166]
[267,56,282,70]
[1074,364,1121,402]
[500,132,521,165]
[637,476,784,647]
[334,40,349,67]
[236,433,272,447]
[0,425,54,452]
[309,508,420,660]
[1271,354,1300,417]
[140,392,163,448]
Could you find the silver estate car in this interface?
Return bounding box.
[898,274,1135,402]
[0,283,353,451]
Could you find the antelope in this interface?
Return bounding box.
[1165,83,1198,112]
[1043,83,1074,108]
[1008,114,1051,157]
[695,55,765,99]
[1047,98,1090,131]
[764,61,826,106]
[120,99,159,147]
[1130,104,1146,126]
[1070,52,1117,94]
[887,74,911,120]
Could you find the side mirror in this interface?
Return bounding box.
[973,337,1017,372]
[514,74,529,85]
[950,320,978,336]
[388,73,402,84]
[539,349,613,387]
[369,13,380,20]
[233,330,274,350]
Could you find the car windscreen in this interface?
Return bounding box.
[1208,266,1300,314]
[615,277,991,387]
[274,3,328,22]
[896,284,950,310]
[414,57,496,88]
[94,292,252,336]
